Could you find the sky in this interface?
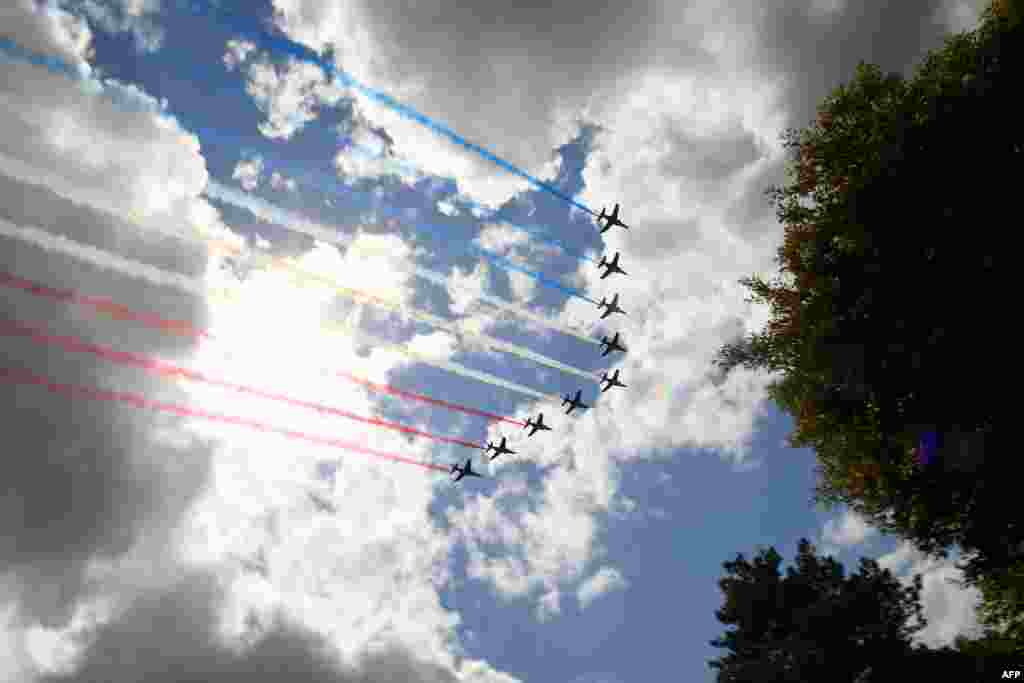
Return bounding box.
[0,1,992,681]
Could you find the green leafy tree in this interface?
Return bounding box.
[714,0,1018,631]
[708,539,985,682]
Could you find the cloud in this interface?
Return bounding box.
[0,26,208,216]
[0,6,521,680]
[0,7,218,634]
[821,509,876,553]
[877,543,983,648]
[223,38,257,71]
[221,0,989,642]
[269,171,297,192]
[1,0,95,73]
[447,261,489,316]
[232,156,264,191]
[576,567,628,609]
[241,55,346,140]
[29,573,490,683]
[74,0,165,53]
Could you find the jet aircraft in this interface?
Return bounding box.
[562,389,589,415]
[597,203,630,234]
[597,293,625,319]
[523,412,552,436]
[600,369,627,393]
[598,252,627,280]
[600,332,627,357]
[485,436,516,461]
[450,459,484,482]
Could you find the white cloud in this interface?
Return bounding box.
[232,156,264,191]
[9,0,782,622]
[1,0,95,73]
[223,38,257,71]
[577,567,628,609]
[447,262,489,316]
[877,543,984,648]
[507,270,536,304]
[76,0,165,53]
[242,56,346,140]
[0,7,520,680]
[821,509,876,551]
[268,171,296,192]
[475,223,529,255]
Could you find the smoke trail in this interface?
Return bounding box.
[193,188,600,382]
[374,203,600,305]
[335,371,526,427]
[343,139,598,262]
[345,322,559,403]
[0,217,207,297]
[184,0,597,216]
[0,318,486,450]
[0,39,600,306]
[0,271,210,341]
[229,242,603,384]
[204,181,599,307]
[0,36,84,80]
[205,181,601,344]
[0,366,449,472]
[0,270,530,425]
[2,210,558,404]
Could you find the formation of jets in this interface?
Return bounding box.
[485,436,516,461]
[600,369,626,393]
[597,293,625,319]
[562,389,588,415]
[524,412,552,436]
[450,458,483,482]
[448,202,634,484]
[597,204,629,234]
[600,332,626,357]
[598,252,627,280]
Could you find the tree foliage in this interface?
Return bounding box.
[707,539,987,681]
[713,0,1018,631]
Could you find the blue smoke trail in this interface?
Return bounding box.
[1,34,596,264]
[205,181,598,305]
[341,140,598,263]
[371,205,599,305]
[0,35,598,306]
[186,0,598,217]
[0,37,82,80]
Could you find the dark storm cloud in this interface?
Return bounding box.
[746,1,957,130]
[719,1,968,236]
[324,0,717,169]
[306,0,973,240]
[0,170,213,627]
[655,118,766,184]
[38,572,461,683]
[622,216,702,261]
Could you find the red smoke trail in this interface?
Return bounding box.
[0,271,208,340]
[1,270,524,427]
[335,370,526,427]
[0,365,450,473]
[0,319,486,451]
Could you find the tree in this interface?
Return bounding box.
[708,540,984,682]
[713,0,1018,631]
[708,540,962,679]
